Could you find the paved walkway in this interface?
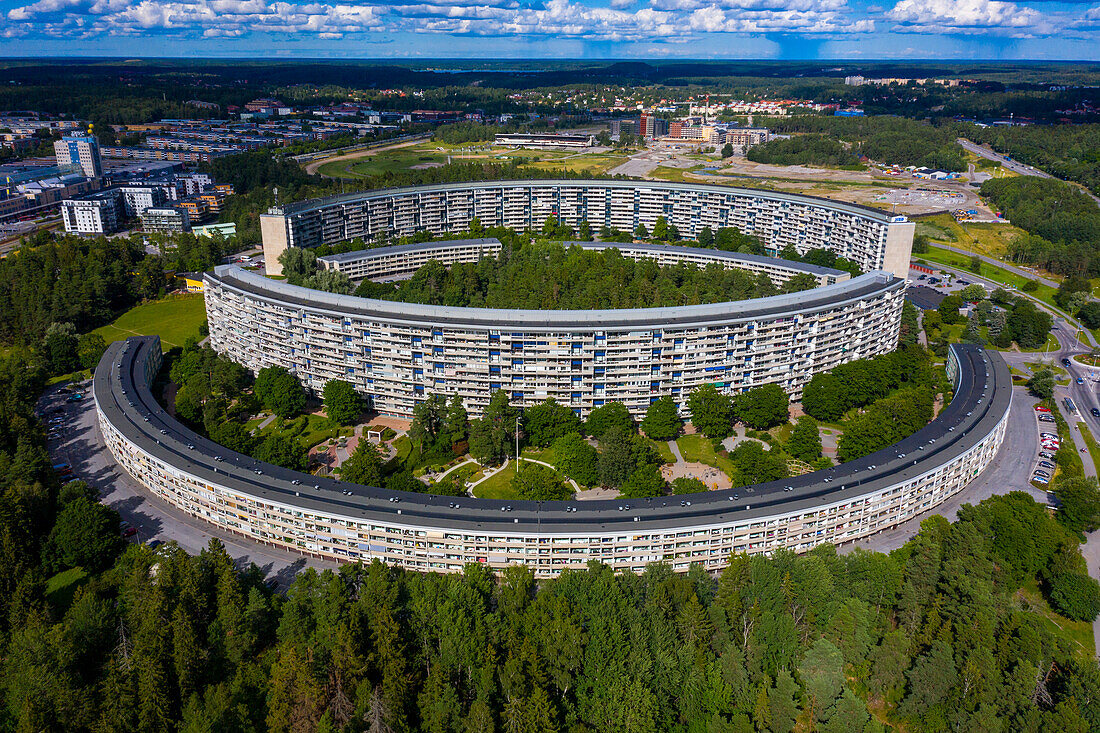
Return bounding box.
[468,457,580,493]
[668,440,684,463]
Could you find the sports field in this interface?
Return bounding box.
[93,294,207,349]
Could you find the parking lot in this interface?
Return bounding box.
[1032,402,1060,486]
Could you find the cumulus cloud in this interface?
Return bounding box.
[3,0,1082,42]
[887,0,1044,33]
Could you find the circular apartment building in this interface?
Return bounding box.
[206,239,905,418]
[259,180,916,279]
[95,336,1010,576]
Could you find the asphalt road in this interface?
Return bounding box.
[43,385,334,586]
[957,137,1100,207]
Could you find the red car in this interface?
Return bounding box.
[1034,405,1051,413]
[122,527,138,538]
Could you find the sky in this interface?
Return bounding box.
[2,0,1100,60]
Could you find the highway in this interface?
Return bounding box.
[957,137,1100,207]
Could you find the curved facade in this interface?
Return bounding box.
[260,180,915,278]
[95,336,1010,577]
[205,255,905,418]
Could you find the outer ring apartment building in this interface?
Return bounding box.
[95,337,1010,576]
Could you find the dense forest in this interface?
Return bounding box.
[363,244,816,310]
[980,177,1100,276]
[764,117,967,172]
[746,135,860,168]
[967,123,1100,196]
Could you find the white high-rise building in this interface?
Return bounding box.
[54,132,103,178]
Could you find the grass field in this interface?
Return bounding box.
[1078,422,1100,476]
[46,567,88,612]
[916,245,1060,308]
[915,212,1026,259]
[649,438,676,464]
[92,294,207,349]
[471,458,569,500]
[675,434,736,478]
[316,142,629,180]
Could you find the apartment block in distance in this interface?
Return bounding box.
[61,193,120,235]
[141,206,191,233]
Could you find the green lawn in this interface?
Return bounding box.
[471,458,569,500]
[648,438,676,464]
[92,294,207,349]
[1078,422,1100,476]
[46,567,88,612]
[916,245,1060,309]
[521,445,558,465]
[675,434,736,478]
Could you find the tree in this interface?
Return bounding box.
[900,640,957,719]
[1046,572,1100,622]
[640,396,681,441]
[620,464,666,498]
[822,689,870,733]
[278,247,317,284]
[410,394,447,448]
[938,294,965,325]
[511,463,571,500]
[969,254,982,274]
[342,441,384,486]
[729,441,788,486]
[43,495,123,572]
[721,143,734,158]
[77,332,108,370]
[688,384,733,439]
[1002,299,1053,349]
[255,433,308,471]
[652,216,671,242]
[634,222,648,239]
[42,321,79,375]
[1055,476,1100,534]
[769,670,799,733]
[802,372,846,422]
[253,366,306,418]
[554,432,598,486]
[322,380,363,425]
[798,638,845,720]
[1028,367,1056,399]
[697,226,714,248]
[305,269,353,295]
[469,390,518,466]
[523,398,581,448]
[788,415,822,463]
[733,384,789,430]
[671,477,707,494]
[1079,301,1100,329]
[598,426,639,488]
[584,402,633,439]
[959,284,987,301]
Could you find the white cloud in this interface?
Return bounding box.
[5,0,1073,42]
[887,0,1044,33]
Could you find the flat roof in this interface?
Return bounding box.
[95,337,1010,534]
[208,265,898,330]
[317,239,845,279]
[271,179,903,223]
[319,238,502,264]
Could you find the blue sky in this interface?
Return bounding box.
[2,0,1099,59]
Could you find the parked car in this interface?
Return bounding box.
[1038,460,1055,469]
[1033,475,1050,484]
[1077,377,1085,385]
[1034,405,1051,413]
[1040,432,1059,439]
[1038,415,1056,422]
[122,527,138,538]
[1033,470,1051,478]
[1039,451,1055,459]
